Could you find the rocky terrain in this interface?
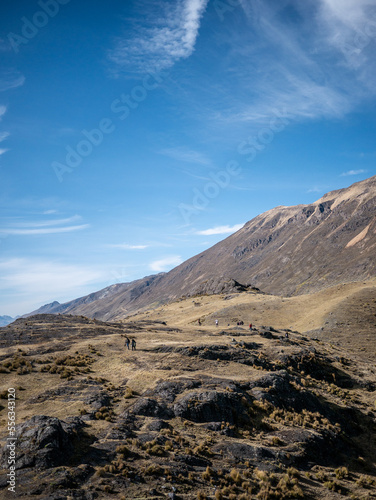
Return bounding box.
[25,175,376,322]
[0,309,375,499]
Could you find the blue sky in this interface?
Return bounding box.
[0,0,375,316]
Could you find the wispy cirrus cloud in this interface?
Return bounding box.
[149,255,182,272]
[108,243,149,250]
[205,0,376,130]
[109,0,209,72]
[340,169,368,176]
[0,215,89,236]
[0,106,9,155]
[0,70,25,92]
[0,131,9,142]
[160,146,212,166]
[196,224,244,236]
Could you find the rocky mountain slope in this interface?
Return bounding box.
[28,175,376,321]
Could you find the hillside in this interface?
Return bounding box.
[1,311,376,499]
[27,176,376,321]
[136,175,376,303]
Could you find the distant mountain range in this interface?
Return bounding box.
[0,316,15,327]
[26,175,376,321]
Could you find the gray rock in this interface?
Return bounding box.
[4,415,83,469]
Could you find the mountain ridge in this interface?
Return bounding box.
[26,175,376,321]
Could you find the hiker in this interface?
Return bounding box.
[131,338,136,350]
[249,323,252,330]
[215,319,218,327]
[285,331,289,339]
[198,319,201,326]
[125,337,130,350]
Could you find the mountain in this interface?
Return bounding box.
[28,176,376,321]
[0,315,15,327]
[24,274,165,321]
[151,174,376,299]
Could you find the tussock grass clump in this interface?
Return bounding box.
[356,474,376,488]
[124,386,134,399]
[2,354,33,374]
[335,466,349,479]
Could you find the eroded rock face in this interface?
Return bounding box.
[5,415,82,469]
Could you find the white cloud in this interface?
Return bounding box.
[196,224,244,235]
[0,148,8,156]
[320,0,374,30]
[0,258,106,316]
[205,0,376,131]
[109,0,209,72]
[340,169,368,176]
[1,225,90,235]
[0,71,25,92]
[0,131,9,142]
[318,0,376,72]
[160,146,212,166]
[0,215,90,236]
[0,105,6,119]
[149,255,183,272]
[108,243,149,250]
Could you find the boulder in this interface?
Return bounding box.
[5,415,82,469]
[173,390,250,424]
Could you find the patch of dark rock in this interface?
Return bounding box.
[250,370,327,412]
[131,397,173,419]
[145,419,170,431]
[83,389,111,411]
[149,345,175,353]
[188,277,260,297]
[105,426,133,440]
[43,464,94,494]
[173,390,251,425]
[250,371,366,437]
[276,428,355,468]
[146,379,201,403]
[42,487,97,500]
[174,454,211,468]
[3,415,84,469]
[137,432,167,446]
[29,379,103,404]
[176,344,262,366]
[279,350,355,388]
[212,441,275,462]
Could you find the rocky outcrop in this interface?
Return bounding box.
[173,390,250,424]
[5,415,84,469]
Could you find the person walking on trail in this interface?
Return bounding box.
[215,319,218,327]
[125,337,130,350]
[131,338,136,351]
[249,323,252,330]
